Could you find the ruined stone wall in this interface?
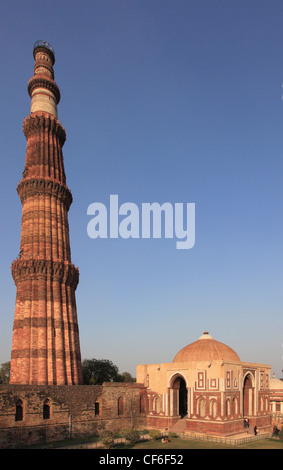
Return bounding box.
[0,383,147,448]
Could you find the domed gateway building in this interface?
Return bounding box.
[136,332,271,435]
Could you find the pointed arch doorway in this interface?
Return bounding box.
[171,375,188,418]
[243,373,254,417]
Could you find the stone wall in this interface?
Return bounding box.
[0,383,147,448]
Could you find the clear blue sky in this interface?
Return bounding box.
[0,0,282,377]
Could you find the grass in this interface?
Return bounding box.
[15,426,283,450]
[114,437,283,450]
[25,435,283,450]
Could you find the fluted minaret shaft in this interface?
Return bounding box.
[10,41,83,385]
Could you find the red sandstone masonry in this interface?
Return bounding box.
[10,44,83,386]
[0,383,147,448]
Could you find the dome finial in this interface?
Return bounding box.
[199,332,213,340]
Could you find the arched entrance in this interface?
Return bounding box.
[243,373,254,417]
[171,376,187,418]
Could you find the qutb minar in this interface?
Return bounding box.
[10,41,83,385]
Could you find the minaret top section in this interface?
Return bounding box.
[28,40,60,118]
[33,40,55,63]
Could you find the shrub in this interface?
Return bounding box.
[138,429,149,435]
[123,430,140,445]
[120,428,131,438]
[120,428,140,444]
[168,432,178,439]
[101,436,115,448]
[149,429,162,440]
[100,430,113,438]
[99,430,115,448]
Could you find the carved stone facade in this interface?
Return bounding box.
[269,375,283,428]
[9,41,83,386]
[136,332,272,435]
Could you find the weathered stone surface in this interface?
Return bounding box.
[9,42,83,386]
[0,383,148,448]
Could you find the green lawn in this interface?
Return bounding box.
[24,434,283,450]
[115,437,283,450]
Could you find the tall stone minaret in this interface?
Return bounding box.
[10,41,83,385]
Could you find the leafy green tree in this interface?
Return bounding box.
[82,358,136,385]
[116,371,136,383]
[0,362,10,384]
[82,359,119,385]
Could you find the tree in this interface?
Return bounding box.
[116,371,136,383]
[82,359,119,385]
[0,362,10,384]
